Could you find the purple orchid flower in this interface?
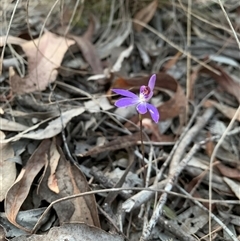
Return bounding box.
[112,74,159,123]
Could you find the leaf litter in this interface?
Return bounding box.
[10,32,75,94]
[0,131,16,202]
[0,1,240,241]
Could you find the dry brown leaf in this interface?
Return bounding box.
[205,132,217,161]
[11,223,124,241]
[111,73,187,121]
[200,63,240,103]
[10,32,75,94]
[38,145,100,228]
[216,163,240,181]
[47,140,60,193]
[71,17,103,76]
[204,100,240,122]
[72,36,103,74]
[133,0,158,32]
[0,131,16,202]
[5,139,51,231]
[82,15,97,42]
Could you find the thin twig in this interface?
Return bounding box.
[140,108,215,241]
[139,114,146,185]
[169,108,214,175]
[122,94,214,212]
[186,0,192,100]
[209,3,240,239]
[0,0,21,74]
[217,0,240,49]
[177,1,240,39]
[177,185,239,241]
[208,105,240,241]
[30,183,240,234]
[140,143,200,241]
[48,83,77,164]
[131,19,220,75]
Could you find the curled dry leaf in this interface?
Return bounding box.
[37,145,100,230]
[0,131,16,202]
[11,223,124,241]
[133,0,158,32]
[10,32,75,94]
[111,73,187,121]
[5,139,51,231]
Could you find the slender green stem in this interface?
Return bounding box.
[139,114,146,185]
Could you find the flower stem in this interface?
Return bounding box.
[139,114,146,186]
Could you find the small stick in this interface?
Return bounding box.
[208,105,240,240]
[178,185,239,241]
[139,114,146,186]
[140,108,215,241]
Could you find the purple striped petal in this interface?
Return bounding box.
[136,103,147,114]
[115,97,139,108]
[148,74,156,91]
[112,89,138,98]
[139,86,153,101]
[146,103,159,123]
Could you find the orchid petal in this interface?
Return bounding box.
[112,89,138,98]
[146,103,159,123]
[136,103,147,114]
[148,74,156,91]
[115,97,139,108]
